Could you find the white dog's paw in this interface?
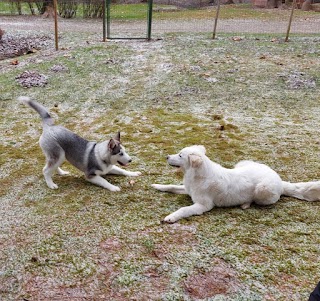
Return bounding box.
[162,213,178,224]
[108,185,121,192]
[240,202,251,210]
[152,184,167,191]
[129,171,142,177]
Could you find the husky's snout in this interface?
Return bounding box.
[117,155,132,166]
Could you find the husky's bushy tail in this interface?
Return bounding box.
[282,181,320,202]
[18,96,54,126]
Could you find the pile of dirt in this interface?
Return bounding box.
[15,70,48,88]
[0,33,53,61]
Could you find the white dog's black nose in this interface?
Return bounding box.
[166,155,170,160]
[128,159,132,163]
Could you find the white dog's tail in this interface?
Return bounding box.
[282,181,320,202]
[18,96,54,126]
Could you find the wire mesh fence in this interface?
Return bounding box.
[106,1,152,39]
[0,1,319,43]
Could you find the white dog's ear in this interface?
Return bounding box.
[189,154,203,168]
[197,145,206,154]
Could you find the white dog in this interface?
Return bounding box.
[152,145,320,223]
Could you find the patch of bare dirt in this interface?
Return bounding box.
[92,224,200,300]
[184,257,243,299]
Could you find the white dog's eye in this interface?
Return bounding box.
[179,154,182,157]
[119,152,123,156]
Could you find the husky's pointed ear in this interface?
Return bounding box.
[108,138,116,150]
[114,131,121,143]
[189,154,203,168]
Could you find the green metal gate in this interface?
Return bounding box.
[103,0,153,40]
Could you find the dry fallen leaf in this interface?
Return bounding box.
[232,36,243,41]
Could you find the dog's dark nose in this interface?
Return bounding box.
[166,155,170,160]
[128,159,132,163]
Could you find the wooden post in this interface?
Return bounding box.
[285,0,296,42]
[212,0,221,39]
[53,0,58,50]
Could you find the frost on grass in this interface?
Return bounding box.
[50,64,69,73]
[1,30,320,301]
[279,71,316,90]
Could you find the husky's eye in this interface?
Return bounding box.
[119,152,123,156]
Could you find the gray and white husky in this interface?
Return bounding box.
[19,96,141,191]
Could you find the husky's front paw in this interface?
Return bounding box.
[108,185,121,192]
[129,171,141,177]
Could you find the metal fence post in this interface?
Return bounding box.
[147,0,153,40]
[103,0,106,41]
[107,0,111,39]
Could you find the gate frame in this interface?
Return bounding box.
[103,0,153,41]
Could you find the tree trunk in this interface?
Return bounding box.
[42,0,55,18]
[267,0,280,8]
[301,0,312,11]
[0,28,5,41]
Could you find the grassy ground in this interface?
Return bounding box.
[0,26,320,300]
